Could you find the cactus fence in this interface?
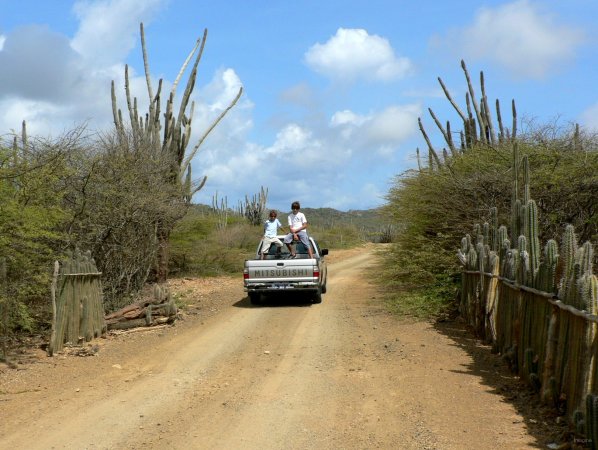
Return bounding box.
[49,250,106,355]
[459,145,597,440]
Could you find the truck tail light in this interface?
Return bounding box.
[313,269,319,278]
[243,269,249,280]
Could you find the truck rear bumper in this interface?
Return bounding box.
[245,282,319,293]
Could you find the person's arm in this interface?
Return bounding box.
[296,213,308,232]
[277,219,287,233]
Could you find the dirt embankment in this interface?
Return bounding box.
[0,246,568,449]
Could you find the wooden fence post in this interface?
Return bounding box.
[48,261,60,356]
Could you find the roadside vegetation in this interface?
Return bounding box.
[168,203,382,278]
[380,62,598,319]
[0,24,243,356]
[0,135,378,347]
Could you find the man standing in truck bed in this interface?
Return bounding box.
[283,201,314,259]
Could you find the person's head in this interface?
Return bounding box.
[291,201,300,212]
[268,210,278,221]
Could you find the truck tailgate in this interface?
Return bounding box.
[245,259,316,282]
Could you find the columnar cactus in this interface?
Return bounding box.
[473,223,481,241]
[511,143,520,242]
[477,241,486,273]
[504,248,519,281]
[580,274,598,315]
[511,199,522,244]
[586,393,598,446]
[490,207,498,251]
[525,200,541,286]
[559,225,579,305]
[538,240,559,293]
[517,235,529,285]
[578,241,594,277]
[467,246,478,271]
[110,23,243,282]
[522,156,531,205]
[458,234,472,266]
[483,222,490,247]
[562,225,578,281]
[500,238,511,277]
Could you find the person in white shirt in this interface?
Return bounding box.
[283,201,314,259]
[260,210,286,259]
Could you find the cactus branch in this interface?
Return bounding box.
[461,60,486,144]
[437,76,466,122]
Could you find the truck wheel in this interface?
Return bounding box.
[321,283,327,294]
[249,292,262,305]
[312,290,322,304]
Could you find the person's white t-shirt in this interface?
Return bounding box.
[264,218,282,237]
[288,212,307,232]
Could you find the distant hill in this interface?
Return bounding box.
[189,204,388,231]
[297,207,385,231]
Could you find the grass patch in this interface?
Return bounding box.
[382,286,454,319]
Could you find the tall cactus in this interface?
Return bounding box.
[499,237,511,277]
[511,200,523,246]
[242,186,269,226]
[427,61,518,165]
[482,222,490,247]
[458,234,472,266]
[538,239,559,293]
[511,143,520,243]
[522,155,531,205]
[490,207,498,251]
[580,274,598,314]
[473,223,481,241]
[517,235,529,285]
[111,23,242,282]
[559,225,580,306]
[578,241,594,277]
[562,225,578,280]
[525,200,541,286]
[504,248,519,281]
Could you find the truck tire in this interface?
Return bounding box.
[249,292,262,305]
[312,290,322,304]
[321,283,327,294]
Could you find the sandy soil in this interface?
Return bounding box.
[0,246,570,449]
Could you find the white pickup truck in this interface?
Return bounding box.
[243,235,328,305]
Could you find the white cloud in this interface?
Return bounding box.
[71,0,165,67]
[199,68,245,112]
[433,0,584,79]
[190,68,252,164]
[322,182,384,210]
[580,102,598,132]
[366,105,420,144]
[0,2,414,211]
[193,100,420,210]
[330,104,420,153]
[305,28,413,82]
[0,25,81,103]
[330,110,367,127]
[0,98,63,136]
[0,0,171,136]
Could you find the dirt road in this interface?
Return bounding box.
[1,248,551,449]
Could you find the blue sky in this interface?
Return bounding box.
[1,0,597,212]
